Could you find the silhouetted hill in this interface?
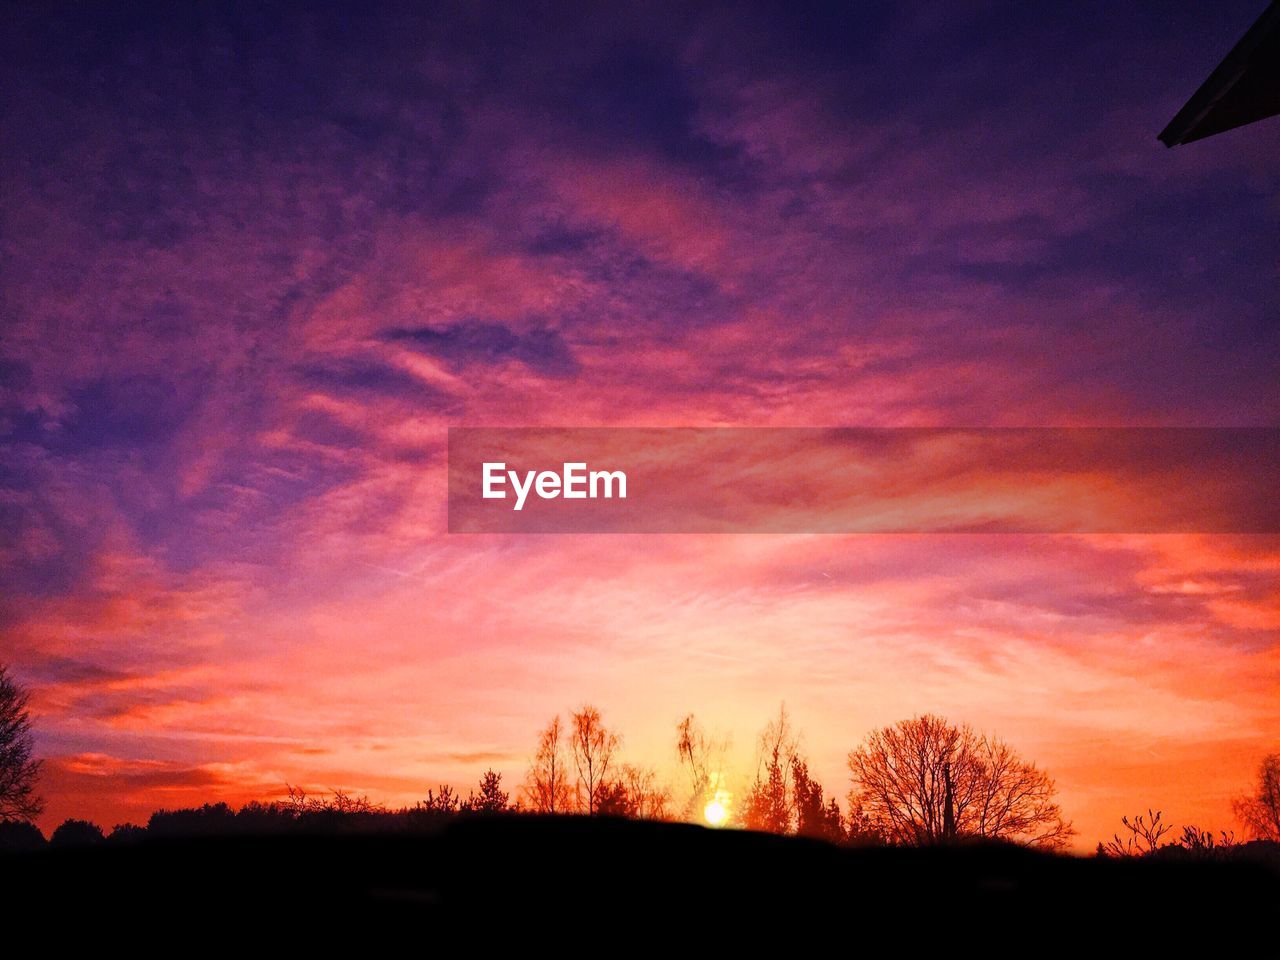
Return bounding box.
[3,816,1278,948]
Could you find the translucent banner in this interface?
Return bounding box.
[448,428,1280,534]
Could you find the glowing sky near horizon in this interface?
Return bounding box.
[1,1,1278,847]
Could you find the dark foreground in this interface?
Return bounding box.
[4,817,1278,947]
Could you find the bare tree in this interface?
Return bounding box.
[1233,753,1280,841]
[525,715,574,813]
[1102,809,1172,856]
[848,714,1073,849]
[676,713,711,818]
[675,713,729,822]
[569,705,620,815]
[968,736,1071,845]
[0,664,42,822]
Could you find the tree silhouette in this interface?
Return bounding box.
[107,823,148,844]
[0,818,44,851]
[50,818,105,846]
[464,768,509,813]
[525,714,574,813]
[569,705,620,815]
[1233,753,1280,841]
[675,713,712,819]
[791,757,843,842]
[741,705,798,833]
[627,763,670,820]
[844,797,884,846]
[595,764,671,820]
[848,714,1073,848]
[0,664,43,822]
[420,786,460,815]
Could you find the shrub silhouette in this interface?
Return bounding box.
[1102,810,1173,857]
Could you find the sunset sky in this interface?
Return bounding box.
[2,1,1278,848]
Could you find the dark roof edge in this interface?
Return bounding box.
[1158,0,1280,147]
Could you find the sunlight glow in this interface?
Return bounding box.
[703,799,728,827]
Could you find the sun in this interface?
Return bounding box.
[703,798,729,827]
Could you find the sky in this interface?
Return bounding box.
[1,0,1278,847]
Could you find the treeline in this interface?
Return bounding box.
[522,704,1075,847]
[482,704,1280,857]
[0,781,516,851]
[3,662,1280,858]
